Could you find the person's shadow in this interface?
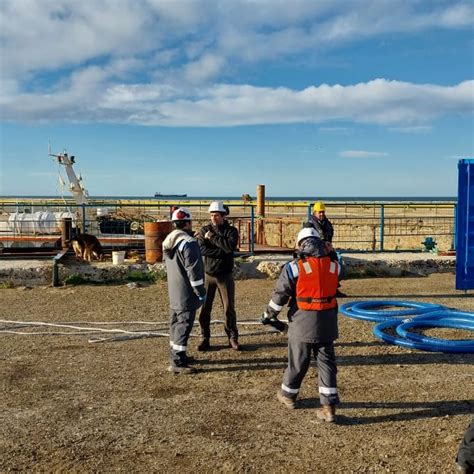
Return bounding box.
[196,351,473,372]
[297,398,474,425]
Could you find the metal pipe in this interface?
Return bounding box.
[453,203,457,251]
[61,217,72,249]
[380,204,385,251]
[81,204,86,233]
[52,249,69,287]
[52,259,59,287]
[256,184,265,217]
[250,205,255,253]
[246,221,251,252]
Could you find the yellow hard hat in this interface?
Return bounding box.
[313,201,326,212]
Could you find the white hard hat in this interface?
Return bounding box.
[171,207,192,221]
[296,227,320,245]
[208,201,226,213]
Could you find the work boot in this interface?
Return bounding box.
[316,404,336,422]
[167,365,196,374]
[197,339,210,351]
[183,355,196,364]
[229,339,241,351]
[277,390,297,409]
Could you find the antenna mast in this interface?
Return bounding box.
[49,146,89,205]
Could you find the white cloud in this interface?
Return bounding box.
[183,54,226,83]
[1,0,472,81]
[0,0,153,79]
[319,126,351,133]
[28,171,58,177]
[389,126,433,133]
[0,1,473,126]
[339,150,388,158]
[1,78,473,126]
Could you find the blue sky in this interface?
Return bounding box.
[0,0,473,197]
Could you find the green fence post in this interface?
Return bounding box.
[380,204,385,251]
[82,204,86,233]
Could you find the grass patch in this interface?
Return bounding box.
[345,269,379,279]
[152,268,167,281]
[64,274,89,285]
[0,280,15,289]
[126,269,167,283]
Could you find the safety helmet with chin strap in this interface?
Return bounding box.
[171,207,192,222]
[313,201,326,213]
[296,227,320,246]
[208,201,226,213]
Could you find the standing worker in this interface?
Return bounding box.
[163,208,206,374]
[306,201,334,249]
[197,201,241,351]
[261,227,341,421]
[306,200,346,297]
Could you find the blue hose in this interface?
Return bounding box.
[342,300,474,353]
[340,300,444,322]
[395,310,474,350]
[414,310,474,322]
[373,318,474,353]
[396,319,474,348]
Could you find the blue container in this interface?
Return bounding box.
[456,159,474,290]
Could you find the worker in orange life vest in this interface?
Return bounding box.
[261,227,341,421]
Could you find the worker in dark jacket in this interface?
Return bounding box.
[306,201,346,297]
[197,201,241,351]
[163,208,206,374]
[306,201,334,243]
[261,227,341,421]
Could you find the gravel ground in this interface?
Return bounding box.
[1,273,473,472]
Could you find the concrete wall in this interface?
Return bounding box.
[261,217,454,252]
[0,253,455,287]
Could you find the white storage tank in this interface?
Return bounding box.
[8,211,76,234]
[97,208,109,217]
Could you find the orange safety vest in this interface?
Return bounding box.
[295,256,339,311]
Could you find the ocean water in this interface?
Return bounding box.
[0,195,457,202]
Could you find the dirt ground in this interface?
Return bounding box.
[1,273,473,472]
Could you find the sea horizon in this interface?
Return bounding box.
[0,195,457,202]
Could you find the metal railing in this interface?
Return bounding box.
[0,201,456,253]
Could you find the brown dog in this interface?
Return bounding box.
[70,233,104,262]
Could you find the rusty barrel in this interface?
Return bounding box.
[144,221,173,263]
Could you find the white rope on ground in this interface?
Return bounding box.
[1,331,121,336]
[0,319,165,335]
[0,319,282,343]
[1,319,263,326]
[88,328,281,344]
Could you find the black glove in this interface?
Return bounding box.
[260,313,272,325]
[270,318,288,333]
[260,313,287,333]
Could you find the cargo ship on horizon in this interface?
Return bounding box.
[154,192,188,198]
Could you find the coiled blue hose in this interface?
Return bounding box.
[373,318,474,353]
[341,300,474,353]
[340,300,444,322]
[372,309,474,354]
[396,310,474,350]
[414,310,474,323]
[396,319,474,347]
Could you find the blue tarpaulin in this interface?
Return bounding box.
[456,159,474,290]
